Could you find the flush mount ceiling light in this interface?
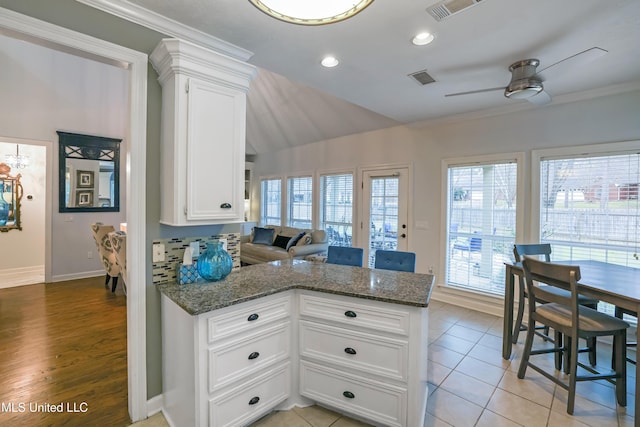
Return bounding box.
[321,56,339,67]
[249,0,374,25]
[412,32,434,46]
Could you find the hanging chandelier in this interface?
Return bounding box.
[5,144,30,169]
[248,0,374,25]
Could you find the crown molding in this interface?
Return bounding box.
[76,0,254,61]
[409,81,640,129]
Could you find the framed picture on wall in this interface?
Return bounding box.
[76,170,94,188]
[76,190,94,206]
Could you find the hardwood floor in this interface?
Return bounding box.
[0,276,130,426]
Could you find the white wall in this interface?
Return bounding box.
[253,90,640,285]
[0,33,128,281]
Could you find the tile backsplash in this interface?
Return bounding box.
[152,233,240,285]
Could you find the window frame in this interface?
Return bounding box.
[286,173,314,228]
[259,177,283,226]
[440,152,525,297]
[318,170,356,247]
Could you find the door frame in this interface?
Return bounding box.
[0,8,149,422]
[357,164,412,265]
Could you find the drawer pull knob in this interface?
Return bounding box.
[344,347,357,355]
[344,310,357,318]
[248,351,260,360]
[248,396,260,405]
[342,391,355,399]
[247,313,259,321]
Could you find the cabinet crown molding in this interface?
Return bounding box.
[150,38,257,93]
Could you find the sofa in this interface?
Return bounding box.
[240,225,328,265]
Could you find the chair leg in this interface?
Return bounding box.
[512,279,526,343]
[554,331,563,371]
[564,337,571,375]
[111,276,119,293]
[104,274,111,288]
[614,333,627,407]
[587,337,597,366]
[518,319,535,379]
[566,335,579,415]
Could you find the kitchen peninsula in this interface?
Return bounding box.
[157,259,434,427]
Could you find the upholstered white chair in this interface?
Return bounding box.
[90,223,120,292]
[109,230,127,295]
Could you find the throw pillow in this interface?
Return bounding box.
[273,234,290,249]
[252,227,275,245]
[296,233,312,246]
[286,231,307,251]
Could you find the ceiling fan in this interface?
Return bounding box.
[445,47,608,106]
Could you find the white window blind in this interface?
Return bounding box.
[287,176,313,228]
[540,152,640,267]
[446,161,518,295]
[260,178,281,225]
[320,173,354,247]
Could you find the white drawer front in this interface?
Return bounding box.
[209,321,290,391]
[207,295,290,343]
[210,362,290,427]
[299,293,410,336]
[299,320,408,381]
[300,361,406,427]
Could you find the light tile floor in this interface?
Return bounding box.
[130,301,636,426]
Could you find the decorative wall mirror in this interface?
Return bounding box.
[0,162,23,232]
[58,131,122,213]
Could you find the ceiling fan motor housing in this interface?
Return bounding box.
[504,58,543,99]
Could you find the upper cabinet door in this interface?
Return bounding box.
[186,79,245,222]
[150,38,256,226]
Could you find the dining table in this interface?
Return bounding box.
[502,259,640,418]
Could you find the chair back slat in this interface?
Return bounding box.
[522,257,581,314]
[514,243,551,262]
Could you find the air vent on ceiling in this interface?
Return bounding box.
[409,70,436,86]
[427,0,484,21]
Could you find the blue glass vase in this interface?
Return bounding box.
[197,241,232,282]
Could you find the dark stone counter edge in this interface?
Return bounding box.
[156,280,434,316]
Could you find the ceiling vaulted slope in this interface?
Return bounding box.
[82,0,640,155]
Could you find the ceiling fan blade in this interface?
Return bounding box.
[526,90,552,106]
[445,87,504,97]
[536,47,608,80]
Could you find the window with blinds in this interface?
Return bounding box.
[445,160,518,295]
[260,178,281,225]
[540,152,640,267]
[320,173,354,247]
[287,176,313,228]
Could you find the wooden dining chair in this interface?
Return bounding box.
[518,257,628,415]
[374,250,416,272]
[90,222,121,292]
[326,246,364,267]
[513,244,599,366]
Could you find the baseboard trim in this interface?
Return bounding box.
[430,284,506,318]
[0,265,45,289]
[146,394,163,417]
[51,270,105,283]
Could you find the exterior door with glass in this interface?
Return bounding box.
[361,167,409,267]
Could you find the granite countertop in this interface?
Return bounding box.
[156,259,435,315]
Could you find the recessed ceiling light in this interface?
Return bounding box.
[249,0,374,25]
[412,32,434,46]
[321,56,339,67]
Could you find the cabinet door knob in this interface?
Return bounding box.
[344,347,357,355]
[220,203,232,209]
[247,313,259,321]
[344,310,357,318]
[342,391,355,399]
[248,351,260,360]
[248,396,260,405]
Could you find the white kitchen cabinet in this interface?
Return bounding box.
[150,38,256,226]
[298,291,428,427]
[161,293,292,427]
